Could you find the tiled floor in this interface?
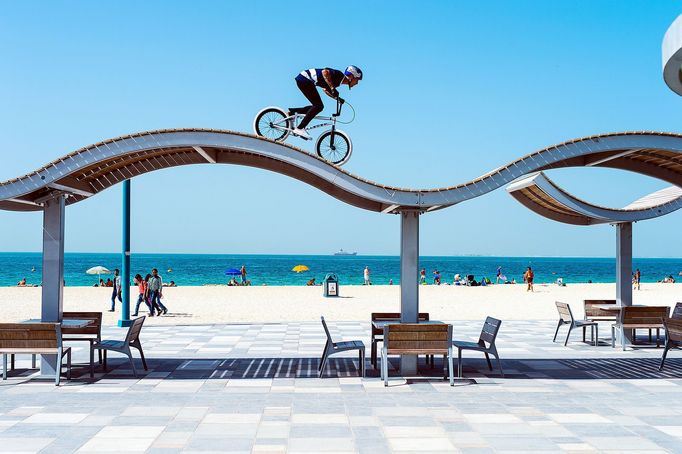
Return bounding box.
[1,320,682,453]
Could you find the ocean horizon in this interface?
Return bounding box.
[1,252,681,287]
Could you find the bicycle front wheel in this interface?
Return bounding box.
[316,130,352,165]
[253,107,290,142]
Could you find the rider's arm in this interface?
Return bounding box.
[321,69,338,98]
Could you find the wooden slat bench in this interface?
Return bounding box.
[370,312,430,369]
[0,323,71,386]
[611,306,670,350]
[62,311,102,378]
[380,323,454,386]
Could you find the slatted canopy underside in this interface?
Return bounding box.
[2,129,682,214]
[506,172,682,225]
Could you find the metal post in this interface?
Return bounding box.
[616,222,633,345]
[40,194,66,376]
[616,222,633,307]
[119,179,132,327]
[399,210,420,375]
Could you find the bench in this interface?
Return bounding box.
[0,323,72,386]
[370,312,430,369]
[62,311,102,377]
[381,323,454,386]
[583,300,617,342]
[611,306,669,350]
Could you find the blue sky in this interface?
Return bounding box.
[1,1,682,257]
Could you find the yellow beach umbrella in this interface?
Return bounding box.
[292,265,309,273]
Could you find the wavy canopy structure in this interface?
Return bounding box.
[2,130,682,216]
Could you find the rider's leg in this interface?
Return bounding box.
[295,80,324,130]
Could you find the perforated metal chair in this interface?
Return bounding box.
[319,316,365,378]
[452,317,504,377]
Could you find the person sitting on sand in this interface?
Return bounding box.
[163,281,177,287]
[306,278,316,286]
[105,278,113,287]
[17,278,27,286]
[433,270,441,285]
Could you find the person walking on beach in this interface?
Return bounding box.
[496,266,503,284]
[433,270,441,285]
[240,265,247,285]
[523,266,534,292]
[633,268,641,290]
[133,274,153,317]
[147,268,168,315]
[419,268,426,284]
[109,268,122,312]
[363,266,371,285]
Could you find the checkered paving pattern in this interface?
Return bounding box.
[1,320,682,453]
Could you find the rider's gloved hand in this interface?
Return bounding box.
[331,88,339,98]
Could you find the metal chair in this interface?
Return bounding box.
[660,318,682,370]
[553,302,598,346]
[452,316,503,377]
[672,302,682,320]
[93,316,147,377]
[319,316,365,378]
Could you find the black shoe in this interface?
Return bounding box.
[157,311,162,316]
[132,313,138,317]
[107,309,114,312]
[163,309,168,315]
[149,312,154,317]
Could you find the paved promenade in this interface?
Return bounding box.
[1,320,682,453]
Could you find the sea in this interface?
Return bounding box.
[1,253,681,287]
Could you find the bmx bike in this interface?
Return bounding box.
[253,98,353,166]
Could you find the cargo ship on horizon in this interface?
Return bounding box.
[333,249,357,256]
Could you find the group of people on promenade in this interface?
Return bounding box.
[108,268,171,316]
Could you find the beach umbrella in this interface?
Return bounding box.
[292,265,309,273]
[224,268,241,276]
[86,266,111,285]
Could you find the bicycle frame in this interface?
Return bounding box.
[270,99,344,139]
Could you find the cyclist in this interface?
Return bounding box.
[289,65,362,139]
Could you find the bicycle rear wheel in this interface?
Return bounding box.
[316,130,352,165]
[253,107,290,142]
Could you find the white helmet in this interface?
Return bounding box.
[344,65,363,80]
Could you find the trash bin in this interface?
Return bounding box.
[323,273,339,297]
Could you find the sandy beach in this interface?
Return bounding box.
[0,282,680,325]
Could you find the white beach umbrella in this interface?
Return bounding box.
[86,266,112,285]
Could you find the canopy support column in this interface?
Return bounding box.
[119,179,132,327]
[40,194,66,376]
[616,222,634,345]
[399,210,420,375]
[616,222,633,307]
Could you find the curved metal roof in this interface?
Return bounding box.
[663,14,682,96]
[2,129,682,213]
[506,172,682,225]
